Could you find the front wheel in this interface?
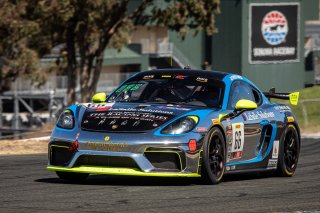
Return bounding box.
[56,171,89,182]
[276,124,300,177]
[201,127,226,184]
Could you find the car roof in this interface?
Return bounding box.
[137,69,229,81]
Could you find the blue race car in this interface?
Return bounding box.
[47,68,300,184]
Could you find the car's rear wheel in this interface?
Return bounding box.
[201,127,226,184]
[56,171,89,181]
[276,124,300,177]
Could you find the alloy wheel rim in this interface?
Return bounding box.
[208,135,224,178]
[284,130,298,171]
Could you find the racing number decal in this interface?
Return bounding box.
[234,130,242,150]
[230,123,244,159]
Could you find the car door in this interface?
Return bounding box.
[226,81,266,163]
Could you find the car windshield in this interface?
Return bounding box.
[107,73,225,108]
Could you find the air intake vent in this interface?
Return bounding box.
[144,152,181,171]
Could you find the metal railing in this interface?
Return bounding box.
[7,73,137,95]
[157,41,197,68]
[140,38,197,69]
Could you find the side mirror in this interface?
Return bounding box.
[92,92,107,103]
[235,99,257,111]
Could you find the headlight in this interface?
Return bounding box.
[161,116,199,134]
[56,110,74,129]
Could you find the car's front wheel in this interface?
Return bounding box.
[276,124,300,177]
[56,171,89,181]
[201,127,226,184]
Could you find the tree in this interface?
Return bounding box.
[0,1,45,92]
[37,0,220,104]
[0,0,221,104]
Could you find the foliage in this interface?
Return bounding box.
[0,1,45,92]
[0,0,221,103]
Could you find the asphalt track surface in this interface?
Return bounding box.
[0,139,320,213]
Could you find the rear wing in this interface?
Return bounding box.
[263,88,299,105]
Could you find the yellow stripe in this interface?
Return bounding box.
[51,145,69,149]
[47,166,200,177]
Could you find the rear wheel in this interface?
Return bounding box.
[276,124,300,177]
[56,171,89,181]
[201,127,226,184]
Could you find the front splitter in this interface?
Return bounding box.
[47,166,201,177]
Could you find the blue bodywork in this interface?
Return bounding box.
[48,69,300,177]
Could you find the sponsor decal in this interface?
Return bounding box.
[227,125,232,130]
[212,118,220,125]
[121,120,128,126]
[157,106,191,111]
[112,125,118,130]
[83,120,89,124]
[96,106,112,112]
[132,120,140,127]
[104,111,169,122]
[287,116,295,122]
[231,151,243,159]
[109,119,116,125]
[82,103,114,110]
[143,75,154,80]
[98,118,107,125]
[289,92,299,105]
[272,140,279,159]
[196,127,207,132]
[243,111,275,121]
[196,77,208,83]
[175,75,187,79]
[152,123,158,127]
[89,111,170,122]
[105,136,110,141]
[268,159,278,168]
[86,140,129,152]
[227,153,231,162]
[225,165,236,170]
[230,123,244,160]
[75,133,80,140]
[110,108,174,115]
[274,105,291,112]
[230,75,243,81]
[115,83,144,93]
[161,75,171,78]
[249,3,299,64]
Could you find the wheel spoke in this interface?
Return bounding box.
[207,135,224,177]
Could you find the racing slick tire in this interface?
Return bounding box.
[276,124,300,177]
[56,171,89,181]
[201,127,226,184]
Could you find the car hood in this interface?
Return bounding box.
[80,102,205,132]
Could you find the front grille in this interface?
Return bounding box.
[50,146,75,166]
[74,155,139,168]
[144,152,181,171]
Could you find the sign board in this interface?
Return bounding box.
[249,3,300,64]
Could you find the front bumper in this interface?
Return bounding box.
[47,130,205,177]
